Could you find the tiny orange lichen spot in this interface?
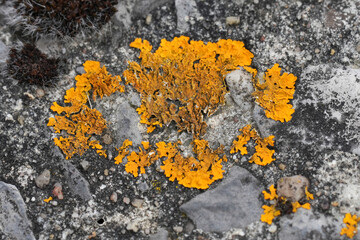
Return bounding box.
[124,36,254,137]
[44,197,53,203]
[263,184,278,200]
[340,213,360,239]
[292,202,311,213]
[261,205,281,225]
[48,61,124,159]
[253,64,297,122]
[305,186,314,200]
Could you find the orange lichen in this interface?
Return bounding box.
[291,202,311,212]
[125,142,159,177]
[262,184,278,200]
[123,36,255,137]
[261,185,314,225]
[340,213,360,239]
[48,60,124,159]
[230,125,275,166]
[261,205,281,225]
[44,196,53,203]
[305,186,314,200]
[114,139,133,164]
[249,135,275,166]
[252,64,297,122]
[158,139,227,189]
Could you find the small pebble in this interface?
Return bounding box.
[110,192,118,203]
[104,169,109,176]
[80,160,90,171]
[123,197,130,205]
[53,183,64,200]
[132,199,144,208]
[314,48,320,54]
[173,226,183,233]
[278,163,286,170]
[330,49,336,55]
[268,224,277,233]
[331,201,339,207]
[102,134,112,145]
[36,88,45,98]
[226,16,240,26]
[24,92,35,100]
[17,115,25,125]
[146,14,152,25]
[35,169,51,188]
[50,200,58,206]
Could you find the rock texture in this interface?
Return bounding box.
[0,182,35,240]
[180,167,263,232]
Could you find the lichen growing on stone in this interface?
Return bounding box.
[261,184,314,225]
[252,64,297,122]
[340,213,360,239]
[230,125,276,166]
[114,139,227,189]
[123,36,255,137]
[48,61,124,159]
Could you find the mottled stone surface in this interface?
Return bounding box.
[180,166,263,232]
[0,181,35,240]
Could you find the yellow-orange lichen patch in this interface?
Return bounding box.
[48,61,124,159]
[253,64,297,122]
[260,185,314,225]
[158,139,227,189]
[125,142,159,177]
[340,213,360,239]
[230,125,275,166]
[123,36,255,137]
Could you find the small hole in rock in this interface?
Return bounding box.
[97,218,105,224]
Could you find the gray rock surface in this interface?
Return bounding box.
[114,101,143,146]
[0,40,8,65]
[0,181,35,240]
[149,227,168,240]
[175,0,201,32]
[278,209,341,240]
[63,161,93,201]
[133,0,173,18]
[180,166,263,232]
[225,68,254,111]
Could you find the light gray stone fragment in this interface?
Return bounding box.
[133,0,173,18]
[175,0,201,32]
[180,166,263,232]
[277,175,309,202]
[114,101,142,146]
[226,68,254,111]
[149,227,168,240]
[0,40,9,65]
[279,209,338,240]
[35,169,51,188]
[0,181,35,240]
[113,0,133,29]
[63,161,93,201]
